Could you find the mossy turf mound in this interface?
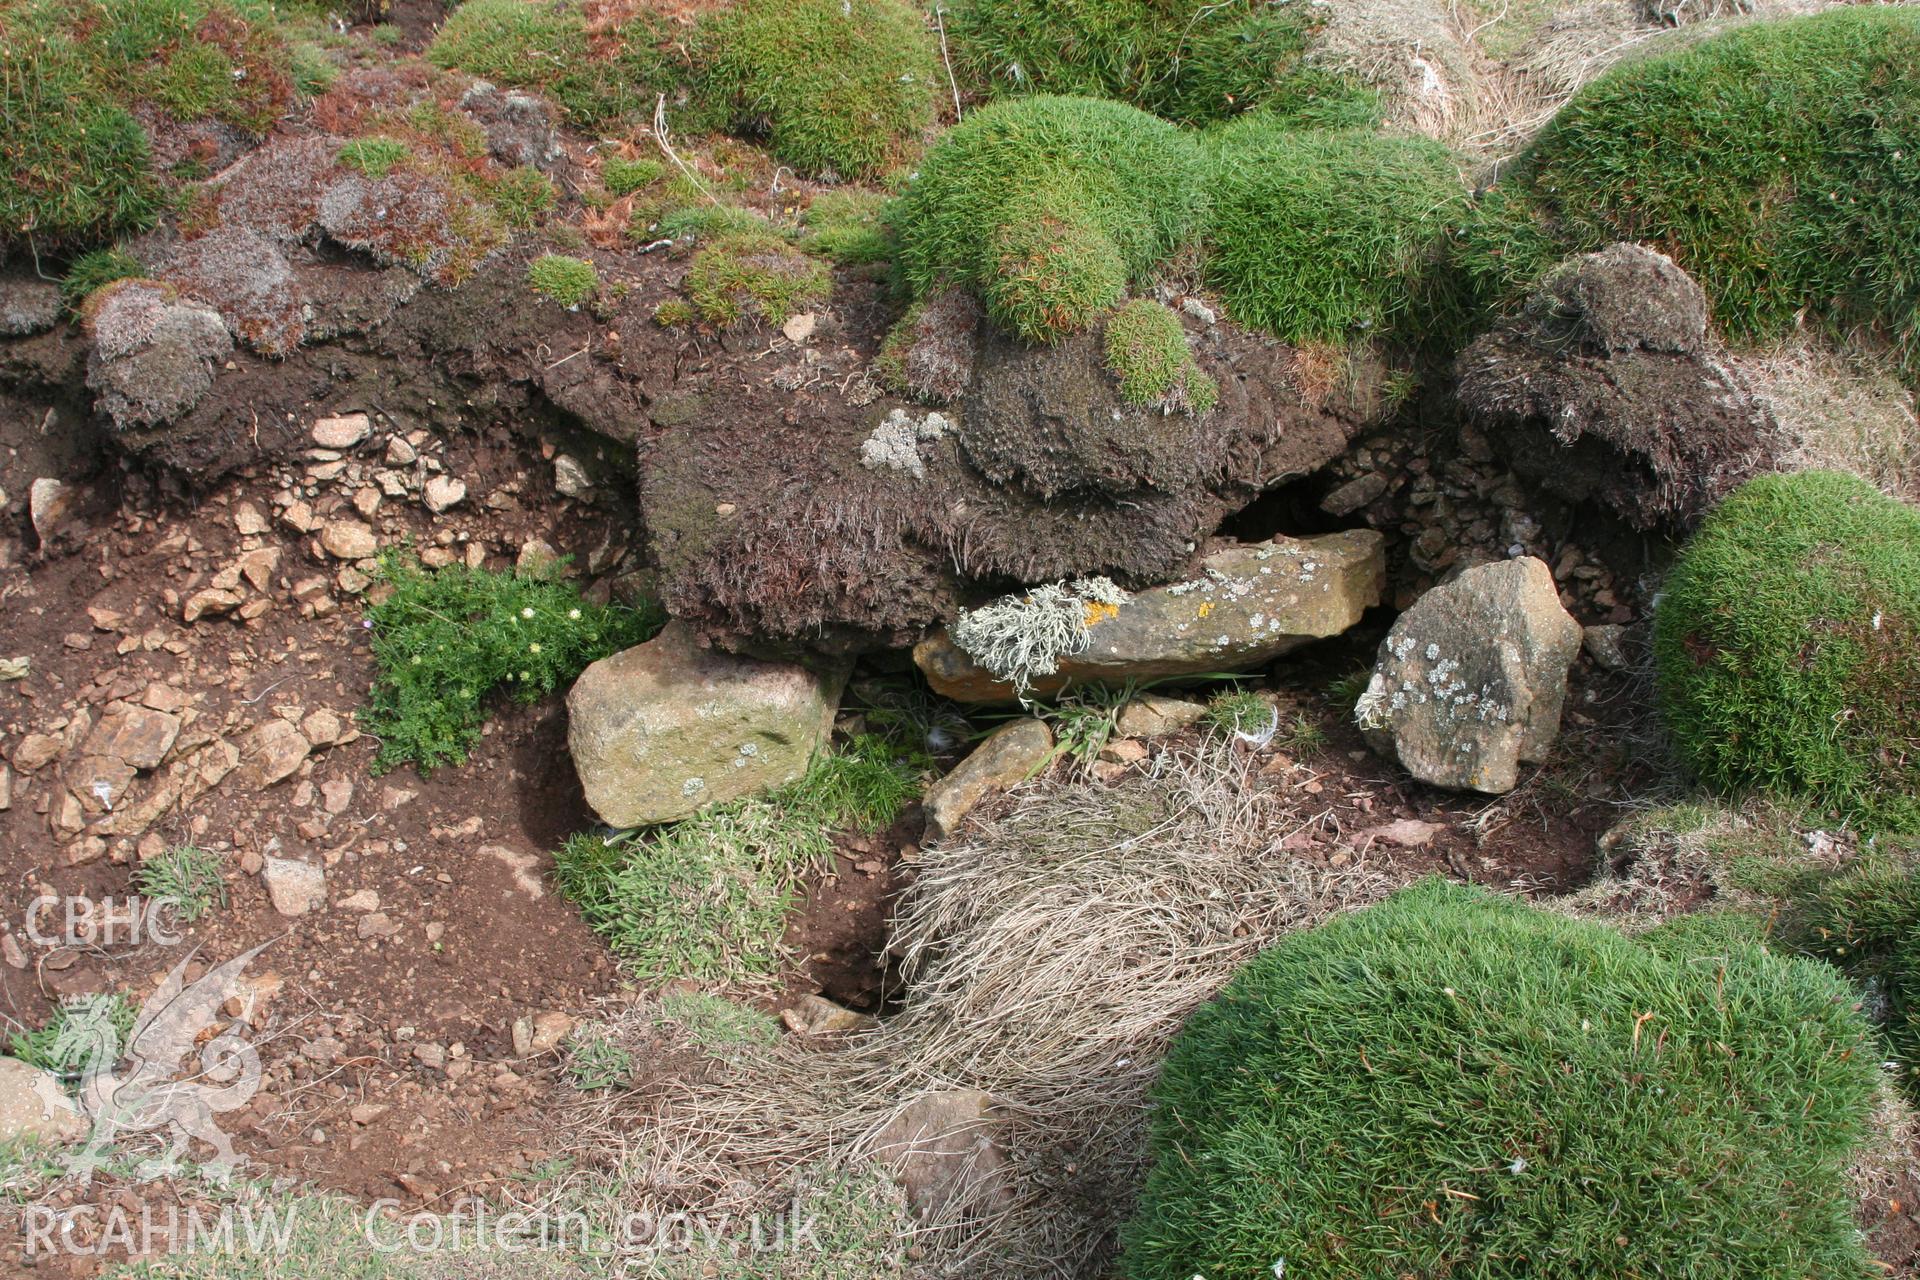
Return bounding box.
[890,95,1208,342]
[1,0,303,242]
[697,0,937,179]
[1204,118,1465,344]
[1460,7,1920,378]
[427,0,696,128]
[1654,469,1920,833]
[1734,840,1920,1099]
[947,0,1374,126]
[1124,878,1881,1280]
[434,0,934,179]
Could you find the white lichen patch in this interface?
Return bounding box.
[858,408,953,481]
[950,576,1131,697]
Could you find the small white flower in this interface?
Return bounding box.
[520,607,535,619]
[568,608,582,620]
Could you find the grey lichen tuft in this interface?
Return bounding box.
[858,407,954,480]
[950,577,1130,698]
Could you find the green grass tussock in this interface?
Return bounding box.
[433,0,934,179]
[1204,117,1466,344]
[527,252,599,307]
[336,136,410,179]
[947,0,1373,127]
[696,0,938,179]
[1104,298,1216,413]
[1,0,307,241]
[1654,470,1920,834]
[132,845,226,923]
[361,556,664,776]
[684,232,830,326]
[1460,8,1920,379]
[890,95,1208,343]
[60,247,146,309]
[553,736,924,983]
[600,155,663,196]
[1124,878,1882,1279]
[656,989,780,1053]
[801,189,894,267]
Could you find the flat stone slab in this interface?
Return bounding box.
[915,531,1385,702]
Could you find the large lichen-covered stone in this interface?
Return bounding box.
[567,622,846,827]
[916,531,1385,702]
[1356,557,1582,794]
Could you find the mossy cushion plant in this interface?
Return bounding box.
[1204,117,1465,344]
[948,0,1374,126]
[1458,7,1920,379]
[2,0,303,241]
[1124,878,1882,1279]
[695,0,938,180]
[1104,299,1216,413]
[890,95,1209,343]
[1654,469,1920,834]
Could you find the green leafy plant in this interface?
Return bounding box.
[564,1028,633,1090]
[337,136,409,179]
[1653,470,1919,833]
[527,253,599,307]
[695,0,937,179]
[553,737,923,982]
[1204,118,1465,344]
[361,556,664,775]
[889,95,1209,343]
[1103,298,1217,413]
[1042,684,1133,769]
[60,247,145,308]
[1125,878,1882,1279]
[683,232,830,325]
[1458,7,1920,379]
[132,845,225,923]
[600,155,663,196]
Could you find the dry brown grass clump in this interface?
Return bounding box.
[1737,338,1920,503]
[553,741,1415,1276]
